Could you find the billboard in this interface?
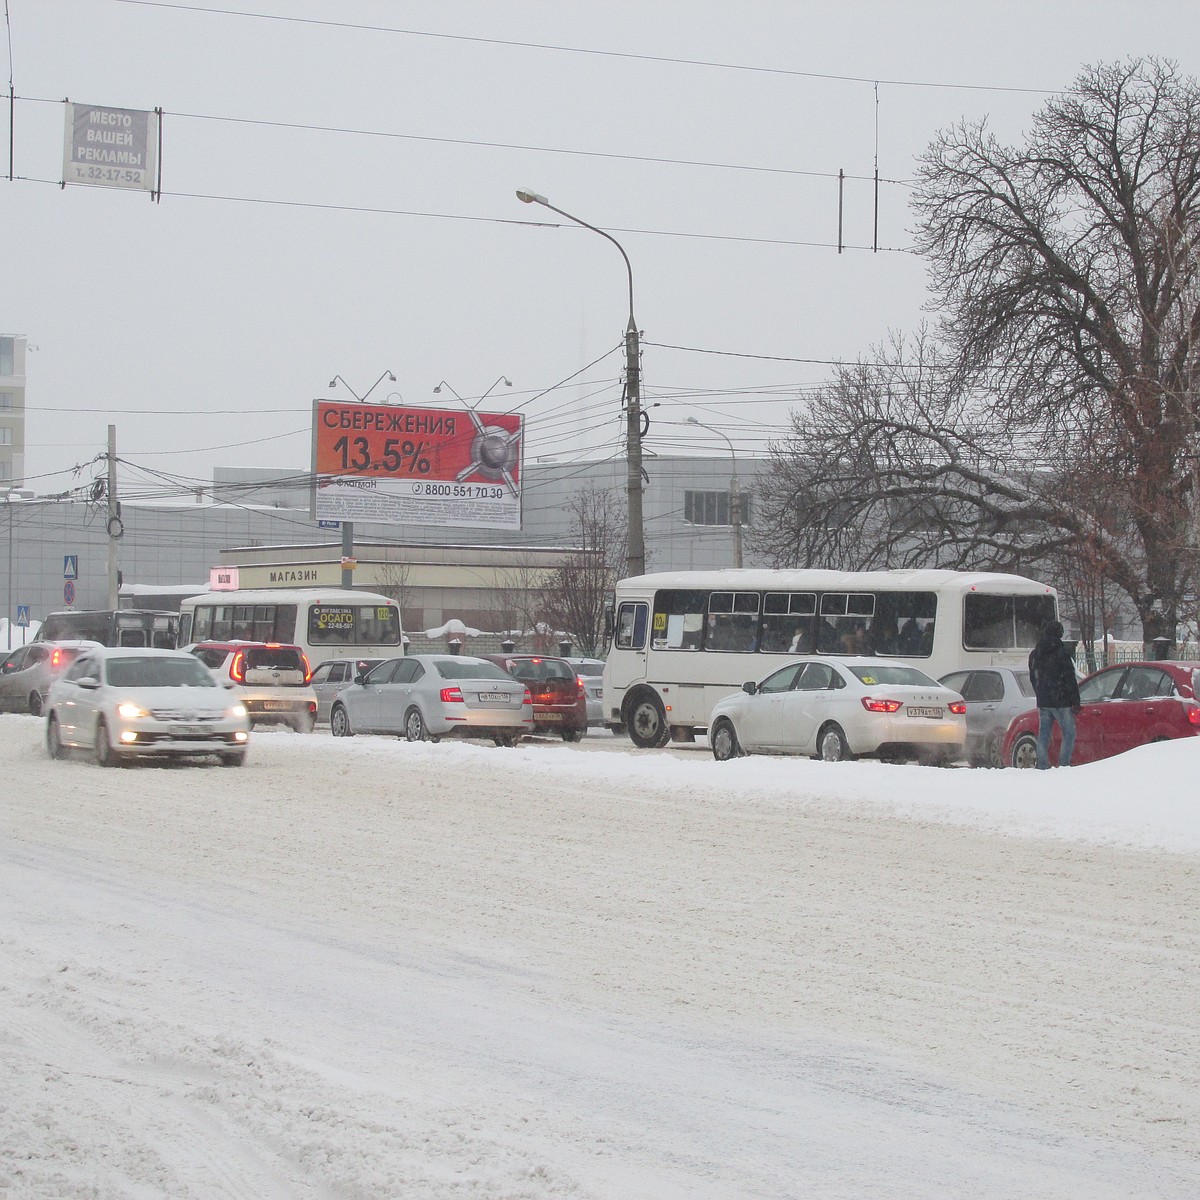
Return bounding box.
[311,399,523,530]
[63,103,159,192]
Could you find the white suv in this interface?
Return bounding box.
[189,641,318,733]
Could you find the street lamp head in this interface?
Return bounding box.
[686,416,700,426]
[516,189,548,206]
[328,378,338,388]
[386,371,397,382]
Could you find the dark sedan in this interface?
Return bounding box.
[1002,660,1200,767]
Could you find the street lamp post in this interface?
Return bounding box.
[516,189,646,578]
[687,416,742,569]
[327,370,397,588]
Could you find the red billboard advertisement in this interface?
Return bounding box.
[311,399,523,530]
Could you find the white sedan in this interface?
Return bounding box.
[708,656,966,764]
[45,646,252,767]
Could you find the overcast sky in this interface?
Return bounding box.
[4,1,1199,502]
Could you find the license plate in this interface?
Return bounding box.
[173,724,207,736]
[261,700,290,711]
[907,706,943,719]
[537,712,562,720]
[478,692,508,702]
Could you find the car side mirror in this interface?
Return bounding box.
[742,681,757,695]
[355,672,368,685]
[78,676,100,690]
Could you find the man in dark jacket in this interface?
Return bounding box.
[1027,621,1082,768]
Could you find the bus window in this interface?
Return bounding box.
[652,590,706,650]
[817,592,875,653]
[615,601,648,650]
[705,591,760,652]
[964,593,1056,649]
[356,604,402,646]
[871,591,937,657]
[761,592,816,654]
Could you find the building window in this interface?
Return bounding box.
[0,462,9,481]
[0,338,13,376]
[684,489,752,527]
[0,392,12,409]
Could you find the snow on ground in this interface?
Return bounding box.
[2,716,1198,1198]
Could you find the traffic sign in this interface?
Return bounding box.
[16,605,29,626]
[318,519,341,529]
[63,555,78,579]
[63,581,76,605]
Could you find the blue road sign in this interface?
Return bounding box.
[318,519,341,529]
[64,555,78,579]
[16,605,30,626]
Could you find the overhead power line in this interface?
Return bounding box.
[113,1,1054,95]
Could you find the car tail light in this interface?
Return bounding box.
[51,647,64,668]
[522,688,533,707]
[948,700,967,715]
[440,686,464,703]
[301,652,313,683]
[861,697,903,713]
[577,677,585,696]
[230,650,246,682]
[1186,702,1200,727]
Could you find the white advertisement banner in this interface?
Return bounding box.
[63,103,159,191]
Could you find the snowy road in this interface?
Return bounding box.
[2,716,1198,1197]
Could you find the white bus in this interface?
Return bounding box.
[177,588,403,665]
[603,568,1057,747]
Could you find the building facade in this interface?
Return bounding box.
[0,335,27,486]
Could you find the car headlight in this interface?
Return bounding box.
[117,702,149,719]
[229,703,248,718]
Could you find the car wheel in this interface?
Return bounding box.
[93,718,118,767]
[816,722,854,762]
[984,730,1004,769]
[28,690,43,717]
[561,728,584,743]
[1010,732,1038,769]
[494,732,519,747]
[220,751,246,767]
[330,704,353,737]
[404,707,428,743]
[625,690,670,749]
[710,717,743,762]
[46,716,65,760]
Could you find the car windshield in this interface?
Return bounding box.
[572,662,604,676]
[847,663,940,688]
[435,660,511,681]
[105,656,218,688]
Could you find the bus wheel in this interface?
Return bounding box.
[625,690,670,749]
[710,718,743,762]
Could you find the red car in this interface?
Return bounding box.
[1002,660,1200,767]
[481,654,588,741]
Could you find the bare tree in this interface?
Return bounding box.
[540,488,627,657]
[758,60,1200,655]
[492,553,552,646]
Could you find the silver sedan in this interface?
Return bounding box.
[329,654,533,746]
[938,666,1036,768]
